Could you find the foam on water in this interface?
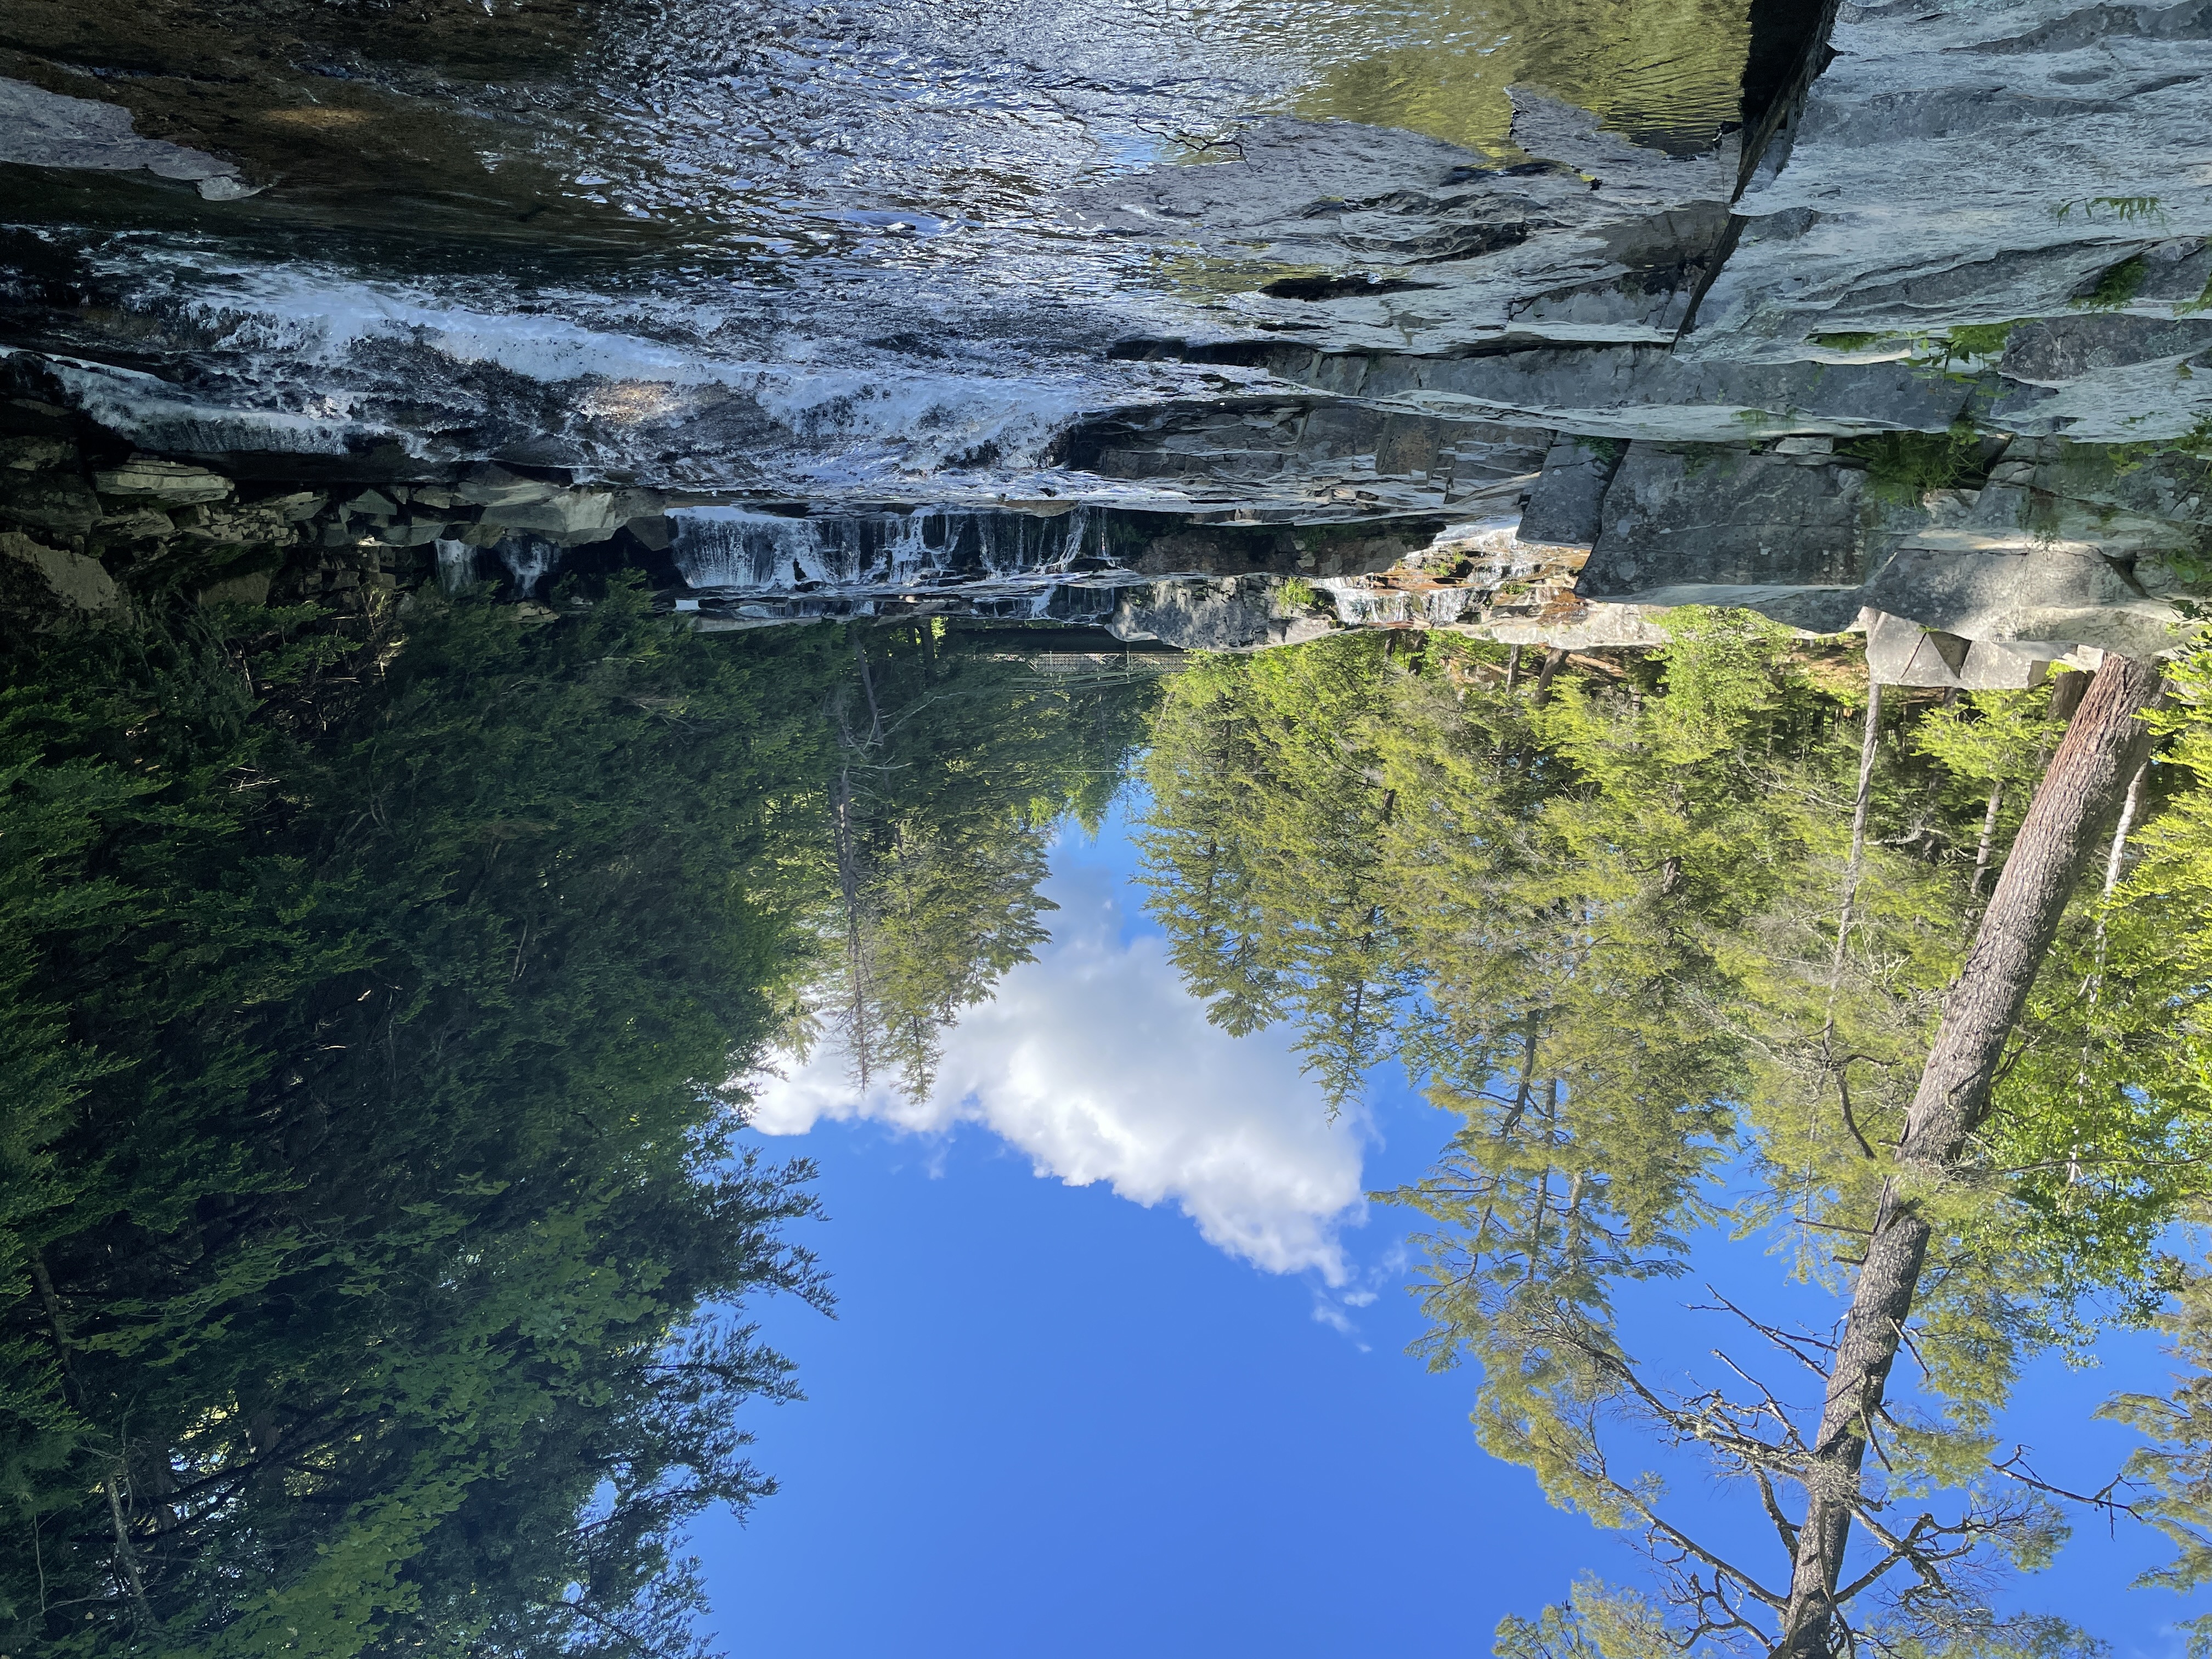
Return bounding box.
[30,353,369,455]
[671,504,1103,593]
[53,247,1122,486]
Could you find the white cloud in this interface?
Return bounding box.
[747,856,1368,1282]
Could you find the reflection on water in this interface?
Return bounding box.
[0,578,1149,1655]
[8,0,2212,1649]
[1292,0,1750,156]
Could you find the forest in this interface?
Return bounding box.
[10,534,2212,1657]
[1133,619,2212,1654]
[0,569,1150,1659]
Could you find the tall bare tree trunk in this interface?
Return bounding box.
[1530,646,1568,707]
[1970,778,2004,898]
[1775,652,2166,1657]
[1827,683,1883,1002]
[31,1252,155,1622]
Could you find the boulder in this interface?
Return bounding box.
[0,77,253,199]
[342,489,400,518]
[454,466,620,543]
[2,530,117,610]
[1860,542,2181,661]
[0,476,104,537]
[198,569,273,607]
[0,436,74,472]
[1582,444,1872,596]
[1864,607,2057,690]
[1864,609,1970,686]
[1108,574,1335,652]
[1519,437,1622,547]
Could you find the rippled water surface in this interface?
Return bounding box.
[9,3,2212,1655]
[0,0,1752,490]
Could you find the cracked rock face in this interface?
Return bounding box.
[1685,0,2212,440]
[0,0,2205,662]
[1580,444,1875,630]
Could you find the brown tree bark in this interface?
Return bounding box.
[1530,646,1569,707]
[1775,651,2166,1656]
[1969,778,2004,899]
[1827,683,1883,1000]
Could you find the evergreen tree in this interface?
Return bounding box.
[1133,616,2212,1652]
[0,585,1152,1657]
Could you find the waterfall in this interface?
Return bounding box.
[496,535,562,598]
[669,505,1101,595]
[434,538,478,595]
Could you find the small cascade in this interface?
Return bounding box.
[496,535,562,598]
[1319,582,1483,628]
[434,539,478,595]
[1316,518,1590,631]
[669,505,1106,596]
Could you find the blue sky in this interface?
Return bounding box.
[696,803,2207,1657]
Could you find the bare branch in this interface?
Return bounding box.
[1989,1447,2142,1534]
[1692,1286,1840,1379]
[1755,1466,1801,1557]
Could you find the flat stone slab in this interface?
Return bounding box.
[1860,542,2182,659]
[1582,443,1872,595]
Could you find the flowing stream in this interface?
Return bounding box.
[7,6,2212,1655]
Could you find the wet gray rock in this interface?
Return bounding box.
[0,475,103,537]
[0,78,255,200]
[454,467,626,543]
[1,530,116,610]
[1059,398,1545,517]
[1863,609,2055,690]
[1998,315,2212,386]
[1684,0,2212,441]
[1519,437,1622,546]
[0,436,75,472]
[1269,344,1982,442]
[1860,541,2180,660]
[95,459,234,504]
[1063,103,1737,357]
[1108,574,1335,652]
[1581,443,1872,597]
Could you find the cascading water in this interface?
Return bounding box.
[497,536,564,600]
[434,539,478,596]
[670,505,1109,595]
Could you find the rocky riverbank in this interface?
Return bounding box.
[3,0,2208,678]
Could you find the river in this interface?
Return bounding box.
[5,3,2212,1655]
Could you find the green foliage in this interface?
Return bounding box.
[2102,1212,2212,1656]
[2051,196,2165,227]
[1133,634,1403,1108]
[1276,576,1319,610]
[2086,646,2212,1647]
[1132,616,2209,1651]
[0,588,1153,1655]
[1843,422,1984,504]
[787,625,1156,1099]
[2075,255,2150,312]
[1938,320,2024,366]
[0,582,846,1657]
[1493,1577,1673,1659]
[1812,331,1890,352]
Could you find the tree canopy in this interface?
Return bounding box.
[0,583,1153,1657]
[1132,619,2212,1653]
